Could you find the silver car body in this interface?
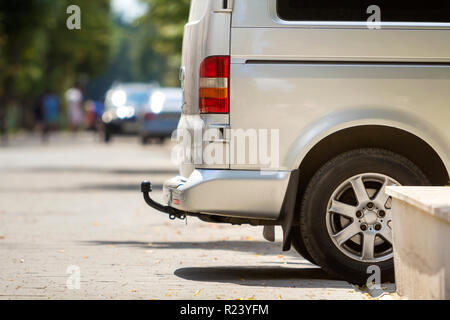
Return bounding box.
[103,83,155,134]
[164,0,450,221]
[139,88,182,139]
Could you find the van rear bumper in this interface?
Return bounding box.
[163,169,292,220]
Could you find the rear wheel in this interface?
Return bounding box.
[299,148,429,284]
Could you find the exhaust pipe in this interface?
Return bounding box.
[141,180,194,221]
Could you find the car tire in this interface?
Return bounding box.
[290,226,317,265]
[141,136,149,145]
[299,148,430,284]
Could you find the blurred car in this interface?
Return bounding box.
[138,88,182,144]
[102,83,155,142]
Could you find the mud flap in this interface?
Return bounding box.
[278,169,300,251]
[263,225,275,242]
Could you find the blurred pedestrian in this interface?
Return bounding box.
[0,106,7,144]
[33,93,44,133]
[65,87,83,132]
[42,91,60,142]
[93,100,105,133]
[83,100,96,130]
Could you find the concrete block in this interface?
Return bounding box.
[386,187,450,300]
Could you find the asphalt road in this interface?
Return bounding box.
[0,133,395,300]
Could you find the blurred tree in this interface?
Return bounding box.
[0,0,112,130]
[86,0,190,99]
[0,0,49,132]
[44,0,112,93]
[136,0,190,86]
[85,19,144,101]
[0,0,190,132]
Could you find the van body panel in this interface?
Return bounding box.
[232,0,450,64]
[165,0,450,220]
[229,62,450,173]
[231,28,450,63]
[229,0,450,175]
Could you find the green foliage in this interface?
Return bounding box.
[136,0,190,86]
[0,0,49,98]
[44,0,113,93]
[0,0,113,128]
[86,0,190,99]
[0,0,190,130]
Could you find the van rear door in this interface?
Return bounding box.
[178,0,232,176]
[181,0,232,115]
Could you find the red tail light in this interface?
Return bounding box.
[144,113,156,121]
[199,56,229,114]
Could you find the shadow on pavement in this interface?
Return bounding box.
[78,183,163,191]
[174,266,346,288]
[3,167,178,175]
[81,240,303,258]
[81,239,347,288]
[0,183,163,193]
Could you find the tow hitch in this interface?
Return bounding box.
[140,180,191,221]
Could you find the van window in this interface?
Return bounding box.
[276,0,450,23]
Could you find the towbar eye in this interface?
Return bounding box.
[141,181,152,193]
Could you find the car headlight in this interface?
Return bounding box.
[151,91,166,114]
[102,111,114,123]
[116,106,135,119]
[111,90,127,107]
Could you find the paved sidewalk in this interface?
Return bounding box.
[0,134,396,299]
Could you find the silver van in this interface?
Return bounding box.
[141,0,450,284]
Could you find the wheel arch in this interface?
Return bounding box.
[295,125,449,193]
[285,107,449,187]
